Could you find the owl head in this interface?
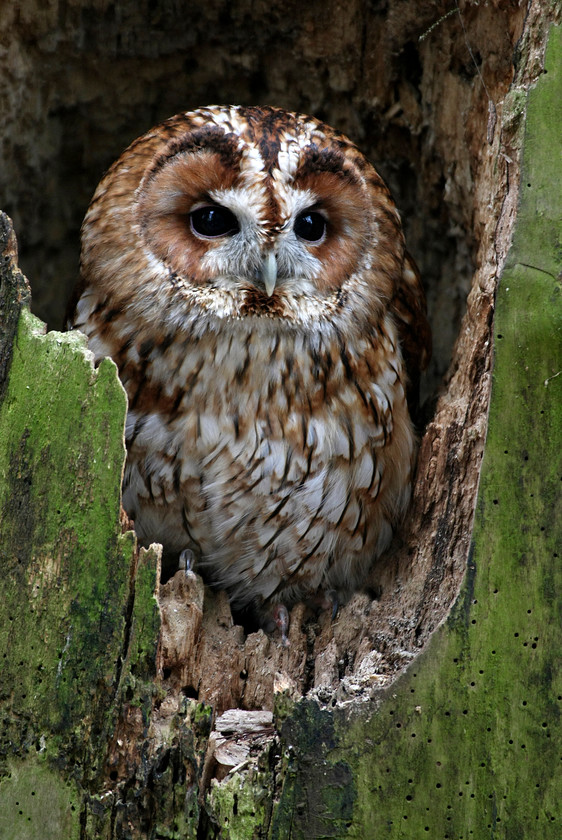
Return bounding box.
[79,105,410,336]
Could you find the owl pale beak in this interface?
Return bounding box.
[260,251,278,296]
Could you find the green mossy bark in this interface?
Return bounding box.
[207,766,274,840]
[269,25,562,839]
[0,757,80,840]
[0,303,160,834]
[0,311,127,734]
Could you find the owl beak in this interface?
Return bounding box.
[260,251,278,297]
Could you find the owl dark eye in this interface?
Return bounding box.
[190,205,239,239]
[294,210,327,243]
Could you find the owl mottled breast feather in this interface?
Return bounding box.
[69,105,431,625]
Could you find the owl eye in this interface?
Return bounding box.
[294,210,327,243]
[190,205,240,239]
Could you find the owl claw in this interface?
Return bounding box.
[272,604,290,647]
[178,548,195,574]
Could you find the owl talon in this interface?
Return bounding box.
[272,604,290,647]
[178,548,195,574]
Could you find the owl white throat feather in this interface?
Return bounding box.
[69,105,431,642]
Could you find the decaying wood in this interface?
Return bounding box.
[0,2,559,838]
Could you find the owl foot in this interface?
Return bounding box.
[272,604,290,647]
[178,548,195,574]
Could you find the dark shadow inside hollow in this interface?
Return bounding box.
[1,0,528,709]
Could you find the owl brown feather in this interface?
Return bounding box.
[69,105,431,628]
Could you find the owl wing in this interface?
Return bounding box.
[391,250,432,422]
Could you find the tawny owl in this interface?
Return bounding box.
[69,105,430,640]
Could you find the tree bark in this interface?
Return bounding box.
[0,3,560,838]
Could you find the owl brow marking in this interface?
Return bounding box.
[296,145,357,181]
[147,125,242,180]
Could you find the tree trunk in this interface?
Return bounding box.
[1,2,560,838]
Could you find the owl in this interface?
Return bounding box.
[69,105,431,642]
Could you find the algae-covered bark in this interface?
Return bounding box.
[0,214,161,836]
[270,24,562,839]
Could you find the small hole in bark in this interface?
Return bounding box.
[182,685,199,699]
[156,752,170,774]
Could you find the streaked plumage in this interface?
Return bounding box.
[69,105,431,629]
